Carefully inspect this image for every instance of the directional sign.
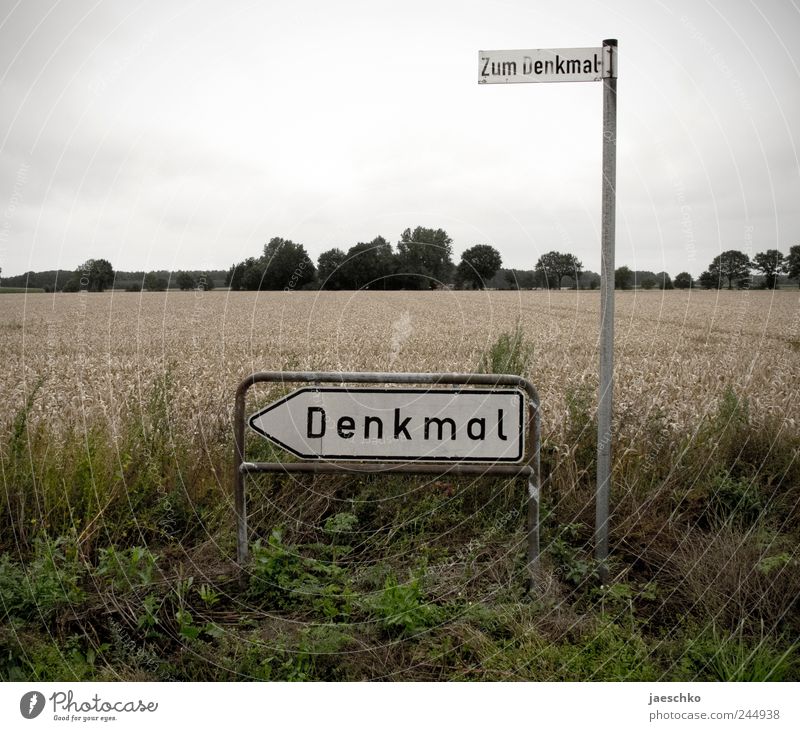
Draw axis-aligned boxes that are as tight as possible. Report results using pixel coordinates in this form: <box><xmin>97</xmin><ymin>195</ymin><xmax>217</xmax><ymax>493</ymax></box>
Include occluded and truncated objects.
<box><xmin>248</xmin><ymin>387</ymin><xmax>526</xmax><ymax>462</ymax></box>
<box><xmin>477</xmin><ymin>38</ymin><xmax>619</xmax><ymax>579</ymax></box>
<box><xmin>478</xmin><ymin>47</ymin><xmax>609</xmax><ymax>84</ymax></box>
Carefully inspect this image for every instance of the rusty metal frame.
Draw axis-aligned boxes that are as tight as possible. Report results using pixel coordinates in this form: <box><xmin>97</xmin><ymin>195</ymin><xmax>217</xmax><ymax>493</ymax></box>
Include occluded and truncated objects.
<box><xmin>234</xmin><ymin>371</ymin><xmax>541</xmax><ymax>589</ymax></box>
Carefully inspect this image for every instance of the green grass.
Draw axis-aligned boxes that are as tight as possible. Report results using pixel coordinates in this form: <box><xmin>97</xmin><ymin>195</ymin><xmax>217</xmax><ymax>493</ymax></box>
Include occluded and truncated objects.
<box><xmin>0</xmin><ymin>286</ymin><xmax>45</xmax><ymax>293</ymax></box>
<box><xmin>0</xmin><ymin>328</ymin><xmax>798</xmax><ymax>681</ymax></box>
<box><xmin>477</xmin><ymin>321</ymin><xmax>534</xmax><ymax>376</ymax></box>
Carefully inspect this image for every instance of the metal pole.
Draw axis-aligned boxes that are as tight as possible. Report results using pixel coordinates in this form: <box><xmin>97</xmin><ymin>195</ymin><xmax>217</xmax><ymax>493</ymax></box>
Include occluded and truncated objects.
<box><xmin>526</xmin><ymin>400</ymin><xmax>540</xmax><ymax>592</ymax></box>
<box><xmin>595</xmin><ymin>39</ymin><xmax>617</xmax><ymax>583</ymax></box>
<box><xmin>234</xmin><ymin>380</ymin><xmax>248</xmax><ymax>566</ymax></box>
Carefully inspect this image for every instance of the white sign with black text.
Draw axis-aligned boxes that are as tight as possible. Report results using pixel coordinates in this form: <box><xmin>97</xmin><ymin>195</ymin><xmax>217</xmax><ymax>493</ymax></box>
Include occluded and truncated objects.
<box><xmin>478</xmin><ymin>47</ymin><xmax>609</xmax><ymax>83</ymax></box>
<box><xmin>248</xmin><ymin>387</ymin><xmax>526</xmax><ymax>462</ymax></box>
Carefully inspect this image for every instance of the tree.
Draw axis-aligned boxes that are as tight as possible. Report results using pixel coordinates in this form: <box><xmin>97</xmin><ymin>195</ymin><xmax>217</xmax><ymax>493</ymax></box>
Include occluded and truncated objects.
<box><xmin>752</xmin><ymin>249</ymin><xmax>787</xmax><ymax>289</ymax></box>
<box><xmin>579</xmin><ymin>271</ymin><xmax>601</xmax><ymax>290</ymax></box>
<box><xmin>534</xmin><ymin>251</ymin><xmax>582</xmax><ymax>290</ymax></box>
<box><xmin>456</xmin><ymin>244</ymin><xmax>502</xmax><ymax>289</ymax></box>
<box><xmin>317</xmin><ymin>248</ymin><xmax>348</xmax><ymax>289</ymax></box>
<box><xmin>176</xmin><ymin>271</ymin><xmax>195</xmax><ymax>290</ymax></box>
<box><xmin>228</xmin><ymin>238</ymin><xmax>316</xmax><ymax>291</ymax></box>
<box><xmin>144</xmin><ymin>273</ymin><xmax>168</xmax><ymax>291</ymax></box>
<box><xmin>787</xmin><ymin>245</ymin><xmax>800</xmax><ymax>287</ymax></box>
<box><xmin>199</xmin><ymin>272</ymin><xmax>215</xmax><ymax>291</ymax></box>
<box><xmin>241</xmin><ymin>257</ymin><xmax>266</xmax><ymax>290</ymax></box>
<box><xmin>706</xmin><ymin>249</ymin><xmax>751</xmax><ymax>290</ymax></box>
<box><xmin>73</xmin><ymin>258</ymin><xmax>114</xmax><ymax>292</ymax></box>
<box><xmin>674</xmin><ymin>272</ymin><xmax>693</xmax><ymax>289</ymax></box>
<box><xmin>227</xmin><ymin>259</ymin><xmax>261</xmax><ymax>290</ymax></box>
<box><xmin>396</xmin><ymin>227</ymin><xmax>453</xmax><ymax>289</ymax></box>
<box><xmin>614</xmin><ymin>265</ymin><xmax>633</xmax><ymax>290</ymax></box>
<box><xmin>640</xmin><ymin>277</ymin><xmax>656</xmax><ymax>290</ymax></box>
<box><xmin>341</xmin><ymin>237</ymin><xmax>396</xmax><ymax>289</ymax></box>
<box><xmin>502</xmin><ymin>269</ymin><xmax>536</xmax><ymax>290</ymax></box>
<box><xmin>261</xmin><ymin>237</ymin><xmax>315</xmax><ymax>290</ymax></box>
<box><xmin>698</xmin><ymin>270</ymin><xmax>720</xmax><ymax>289</ymax></box>
<box><xmin>655</xmin><ymin>271</ymin><xmax>673</xmax><ymax>290</ymax></box>
<box><xmin>226</xmin><ymin>263</ymin><xmax>244</xmax><ymax>290</ymax></box>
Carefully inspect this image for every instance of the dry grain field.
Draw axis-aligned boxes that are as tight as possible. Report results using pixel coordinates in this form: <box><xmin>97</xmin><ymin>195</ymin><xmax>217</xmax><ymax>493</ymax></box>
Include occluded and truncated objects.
<box><xmin>1</xmin><ymin>289</ymin><xmax>799</xmax><ymax>681</ymax></box>
<box><xmin>2</xmin><ymin>289</ymin><xmax>798</xmax><ymax>438</ymax></box>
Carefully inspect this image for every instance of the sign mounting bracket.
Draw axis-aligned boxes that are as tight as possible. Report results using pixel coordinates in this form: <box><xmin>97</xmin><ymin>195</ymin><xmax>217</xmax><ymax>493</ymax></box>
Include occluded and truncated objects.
<box><xmin>233</xmin><ymin>370</ymin><xmax>542</xmax><ymax>592</ymax></box>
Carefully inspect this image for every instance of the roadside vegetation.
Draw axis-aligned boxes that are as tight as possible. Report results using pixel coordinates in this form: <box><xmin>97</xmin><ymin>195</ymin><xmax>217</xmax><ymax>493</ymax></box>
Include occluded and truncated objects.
<box><xmin>1</xmin><ymin>326</ymin><xmax>797</xmax><ymax>681</ymax></box>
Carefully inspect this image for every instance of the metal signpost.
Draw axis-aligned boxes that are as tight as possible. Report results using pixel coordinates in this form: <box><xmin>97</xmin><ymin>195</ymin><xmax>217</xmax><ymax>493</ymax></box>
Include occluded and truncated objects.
<box><xmin>479</xmin><ymin>40</ymin><xmax>618</xmax><ymax>581</ymax></box>
<box><xmin>233</xmin><ymin>371</ymin><xmax>542</xmax><ymax>589</ymax></box>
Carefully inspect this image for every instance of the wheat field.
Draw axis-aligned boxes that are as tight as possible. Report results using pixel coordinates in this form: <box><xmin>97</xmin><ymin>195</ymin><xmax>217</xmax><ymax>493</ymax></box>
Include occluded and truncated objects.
<box><xmin>2</xmin><ymin>289</ymin><xmax>798</xmax><ymax>441</ymax></box>
<box><xmin>1</xmin><ymin>288</ymin><xmax>799</xmax><ymax>681</ymax></box>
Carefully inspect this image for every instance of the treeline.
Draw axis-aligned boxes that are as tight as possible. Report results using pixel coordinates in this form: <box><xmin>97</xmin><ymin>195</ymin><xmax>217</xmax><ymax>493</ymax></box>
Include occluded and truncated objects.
<box><xmin>225</xmin><ymin>232</ymin><xmax>800</xmax><ymax>292</ymax></box>
<box><xmin>114</xmin><ymin>270</ymin><xmax>223</xmax><ymax>292</ymax></box>
<box><xmin>227</xmin><ymin>230</ymin><xmax>587</xmax><ymax>291</ymax></box>
<box><xmin>694</xmin><ymin>247</ymin><xmax>800</xmax><ymax>290</ymax></box>
<box><xmin>227</xmin><ymin>229</ymin><xmax>459</xmax><ymax>291</ymax></box>
<box><xmin>618</xmin><ymin>247</ymin><xmax>800</xmax><ymax>291</ymax></box>
<box><xmin>5</xmin><ymin>237</ymin><xmax>799</xmax><ymax>293</ymax></box>
<box><xmin>0</xmin><ymin>264</ymin><xmax>226</xmax><ymax>292</ymax></box>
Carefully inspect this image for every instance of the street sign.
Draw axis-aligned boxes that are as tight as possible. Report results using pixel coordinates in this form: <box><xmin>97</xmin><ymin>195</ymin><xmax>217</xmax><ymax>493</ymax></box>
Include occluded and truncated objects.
<box><xmin>478</xmin><ymin>39</ymin><xmax>618</xmax><ymax>581</ymax></box>
<box><xmin>478</xmin><ymin>47</ymin><xmax>609</xmax><ymax>84</ymax></box>
<box><xmin>248</xmin><ymin>386</ymin><xmax>525</xmax><ymax>462</ymax></box>
<box><xmin>233</xmin><ymin>372</ymin><xmax>542</xmax><ymax>587</ymax></box>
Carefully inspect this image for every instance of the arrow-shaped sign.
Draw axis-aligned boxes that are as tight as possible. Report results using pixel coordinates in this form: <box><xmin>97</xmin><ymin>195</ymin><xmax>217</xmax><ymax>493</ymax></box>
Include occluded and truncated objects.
<box><xmin>248</xmin><ymin>387</ymin><xmax>526</xmax><ymax>463</ymax></box>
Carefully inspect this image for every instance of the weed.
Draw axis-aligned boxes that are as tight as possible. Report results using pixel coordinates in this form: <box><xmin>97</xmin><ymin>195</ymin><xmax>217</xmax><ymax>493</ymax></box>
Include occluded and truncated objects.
<box><xmin>324</xmin><ymin>511</ymin><xmax>358</xmax><ymax>565</ymax></box>
<box><xmin>97</xmin><ymin>546</ymin><xmax>159</xmax><ymax>590</ymax></box>
<box><xmin>564</xmin><ymin>384</ymin><xmax>597</xmax><ymax>477</ymax></box>
<box><xmin>14</xmin><ymin>635</ymin><xmax>106</xmax><ymax>681</ymax></box>
<box><xmin>248</xmin><ymin>528</ymin><xmax>351</xmax><ymax>617</ymax></box>
<box><xmin>684</xmin><ymin>624</ymin><xmax>798</xmax><ymax>681</ymax></box>
<box><xmin>757</xmin><ymin>553</ymin><xmax>796</xmax><ymax>575</ymax></box>
<box><xmin>478</xmin><ymin>322</ymin><xmax>534</xmax><ymax>376</ymax></box>
<box><xmin>707</xmin><ymin>472</ymin><xmax>762</xmax><ymax>526</ymax></box>
<box><xmin>197</xmin><ymin>583</ymin><xmax>221</xmax><ymax>607</ymax></box>
<box><xmin>592</xmin><ymin>581</ymin><xmax>658</xmax><ymax>632</ymax></box>
<box><xmin>136</xmin><ymin>594</ymin><xmax>161</xmax><ymax>630</ymax></box>
<box><xmin>559</xmin><ymin>619</ymin><xmax>659</xmax><ymax>681</ymax></box>
<box><xmin>0</xmin><ymin>536</ymin><xmax>85</xmax><ymax>622</ymax></box>
<box><xmin>367</xmin><ymin>573</ymin><xmax>439</xmax><ymax>636</ymax></box>
<box><xmin>546</xmin><ymin>524</ymin><xmax>599</xmax><ymax>588</ymax></box>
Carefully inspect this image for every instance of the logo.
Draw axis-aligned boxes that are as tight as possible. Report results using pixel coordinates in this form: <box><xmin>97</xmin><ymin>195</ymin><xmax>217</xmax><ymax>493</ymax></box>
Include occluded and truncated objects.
<box><xmin>20</xmin><ymin>691</ymin><xmax>45</xmax><ymax>719</ymax></box>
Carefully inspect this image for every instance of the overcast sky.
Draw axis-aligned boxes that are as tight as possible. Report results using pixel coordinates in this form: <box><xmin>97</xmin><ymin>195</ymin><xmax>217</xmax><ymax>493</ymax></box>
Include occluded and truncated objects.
<box><xmin>1</xmin><ymin>0</ymin><xmax>798</xmax><ymax>278</ymax></box>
